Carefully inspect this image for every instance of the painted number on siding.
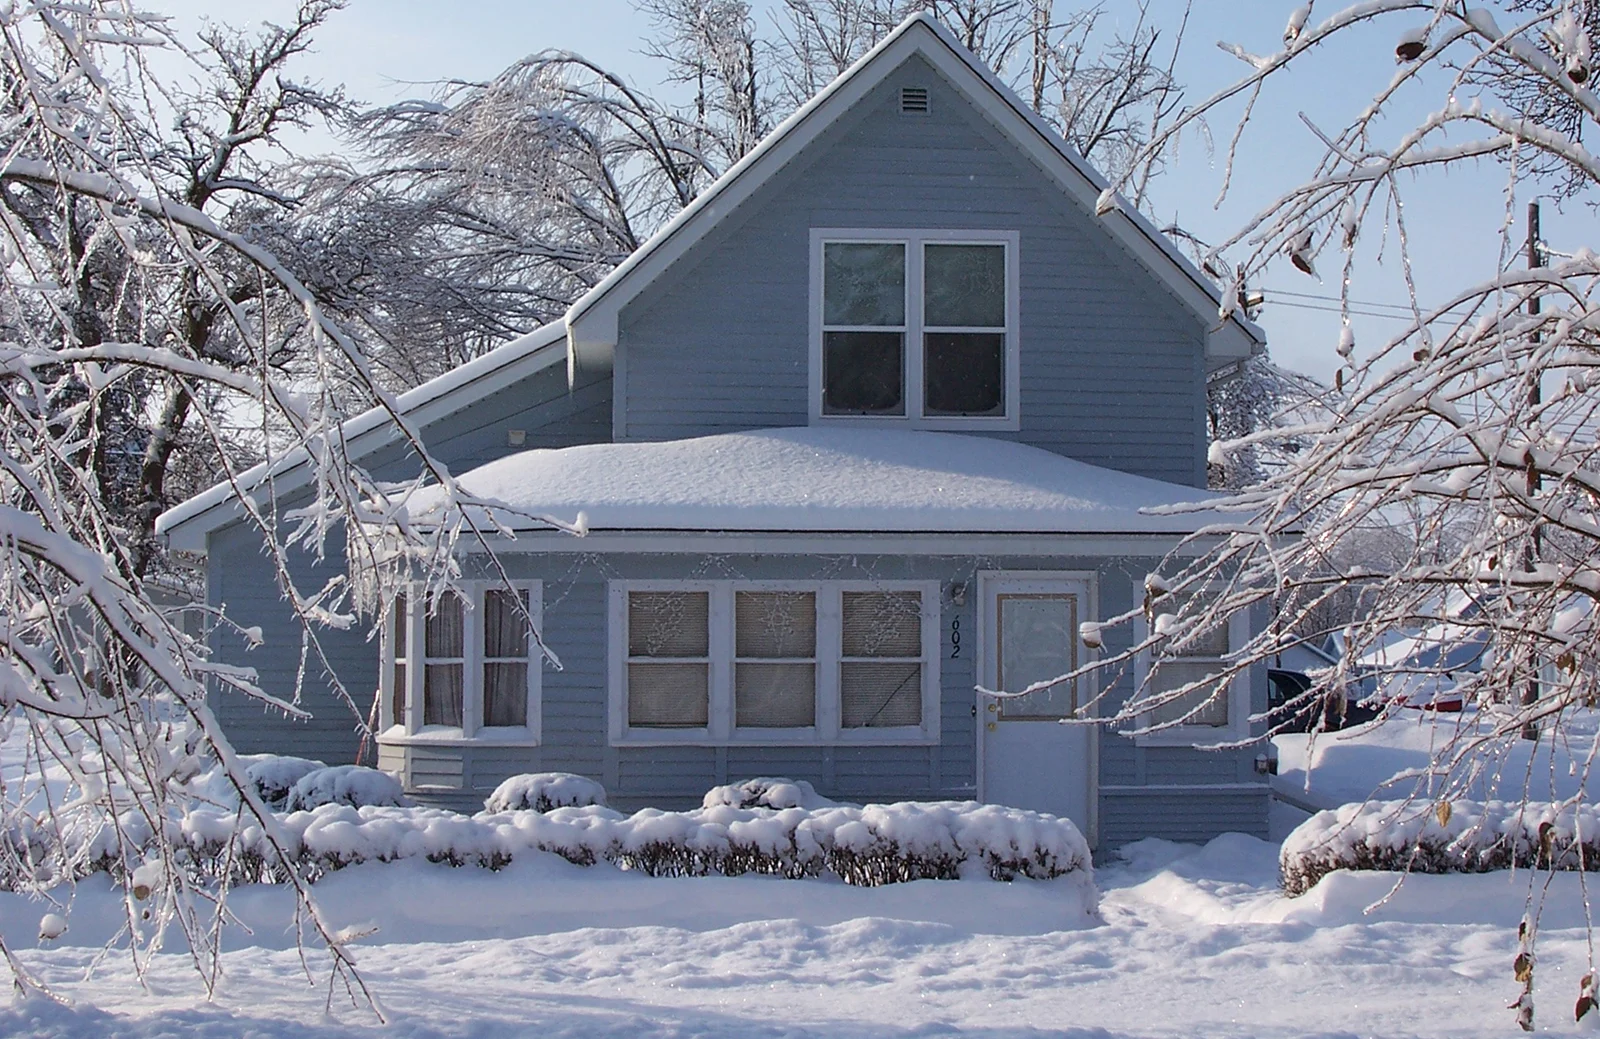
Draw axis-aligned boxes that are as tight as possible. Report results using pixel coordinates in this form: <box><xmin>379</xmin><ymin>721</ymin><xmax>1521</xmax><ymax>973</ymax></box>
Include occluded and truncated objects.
<box><xmin>950</xmin><ymin>615</ymin><xmax>961</xmax><ymax>658</ymax></box>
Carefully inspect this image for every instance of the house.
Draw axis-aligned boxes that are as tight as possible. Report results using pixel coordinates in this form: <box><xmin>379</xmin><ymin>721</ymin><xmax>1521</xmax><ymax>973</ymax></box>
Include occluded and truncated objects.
<box><xmin>156</xmin><ymin>14</ymin><xmax>1270</xmax><ymax>850</ymax></box>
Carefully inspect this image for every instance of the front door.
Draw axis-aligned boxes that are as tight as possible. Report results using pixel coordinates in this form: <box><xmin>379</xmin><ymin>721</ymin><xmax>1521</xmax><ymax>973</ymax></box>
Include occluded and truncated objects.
<box><xmin>978</xmin><ymin>575</ymin><xmax>1095</xmax><ymax>841</ymax></box>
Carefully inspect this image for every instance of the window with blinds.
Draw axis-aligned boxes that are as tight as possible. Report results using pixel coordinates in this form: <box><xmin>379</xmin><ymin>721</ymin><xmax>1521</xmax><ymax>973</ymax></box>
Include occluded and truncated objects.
<box><xmin>735</xmin><ymin>591</ymin><xmax>816</xmax><ymax>728</ymax></box>
<box><xmin>627</xmin><ymin>590</ymin><xmax>711</xmax><ymax>728</ymax></box>
<box><xmin>613</xmin><ymin>582</ymin><xmax>935</xmax><ymax>744</ymax></box>
<box><xmin>840</xmin><ymin>591</ymin><xmax>923</xmax><ymax>728</ymax></box>
<box><xmin>1147</xmin><ymin>598</ymin><xmax>1233</xmax><ymax>729</ymax></box>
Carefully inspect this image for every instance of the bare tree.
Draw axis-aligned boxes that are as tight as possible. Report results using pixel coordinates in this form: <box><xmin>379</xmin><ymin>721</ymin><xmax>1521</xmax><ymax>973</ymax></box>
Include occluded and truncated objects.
<box><xmin>0</xmin><ymin>0</ymin><xmax>557</xmax><ymax>1005</ymax></box>
<box><xmin>1068</xmin><ymin>3</ymin><xmax>1600</xmax><ymax>1027</ymax></box>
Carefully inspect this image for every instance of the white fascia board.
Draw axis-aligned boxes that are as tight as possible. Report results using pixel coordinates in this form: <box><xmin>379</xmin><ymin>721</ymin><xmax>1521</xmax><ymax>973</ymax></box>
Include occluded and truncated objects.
<box><xmin>158</xmin><ymin>322</ymin><xmax>569</xmax><ymax>552</ymax></box>
<box><xmin>563</xmin><ymin>13</ymin><xmax>1264</xmax><ymax>368</ymax></box>
<box><xmin>449</xmin><ymin>530</ymin><xmax>1217</xmax><ymax>558</ymax></box>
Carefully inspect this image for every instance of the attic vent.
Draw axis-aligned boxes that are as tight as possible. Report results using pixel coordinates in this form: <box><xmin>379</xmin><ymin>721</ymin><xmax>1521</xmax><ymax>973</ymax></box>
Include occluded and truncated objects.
<box><xmin>900</xmin><ymin>87</ymin><xmax>929</xmax><ymax>113</ymax></box>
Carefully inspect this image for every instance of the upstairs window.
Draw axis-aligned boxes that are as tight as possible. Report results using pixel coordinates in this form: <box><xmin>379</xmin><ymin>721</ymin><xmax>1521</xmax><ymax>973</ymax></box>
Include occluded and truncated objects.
<box><xmin>812</xmin><ymin>229</ymin><xmax>1018</xmax><ymax>429</ymax></box>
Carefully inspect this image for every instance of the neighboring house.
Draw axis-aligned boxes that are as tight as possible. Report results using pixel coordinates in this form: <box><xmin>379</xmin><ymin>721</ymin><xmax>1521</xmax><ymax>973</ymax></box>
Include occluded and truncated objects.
<box><xmin>156</xmin><ymin>14</ymin><xmax>1269</xmax><ymax>850</ymax></box>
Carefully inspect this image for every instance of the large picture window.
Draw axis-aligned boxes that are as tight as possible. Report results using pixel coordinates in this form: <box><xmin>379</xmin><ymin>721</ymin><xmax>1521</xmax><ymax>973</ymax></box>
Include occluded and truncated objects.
<box><xmin>382</xmin><ymin>582</ymin><xmax>542</xmax><ymax>744</ymax></box>
<box><xmin>813</xmin><ymin>229</ymin><xmax>1018</xmax><ymax>428</ymax></box>
<box><xmin>609</xmin><ymin>581</ymin><xmax>940</xmax><ymax>745</ymax></box>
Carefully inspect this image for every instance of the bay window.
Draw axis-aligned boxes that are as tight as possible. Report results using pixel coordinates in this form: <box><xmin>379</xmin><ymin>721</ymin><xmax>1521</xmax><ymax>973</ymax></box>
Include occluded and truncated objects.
<box><xmin>610</xmin><ymin>581</ymin><xmax>940</xmax><ymax>744</ymax></box>
<box><xmin>382</xmin><ymin>582</ymin><xmax>542</xmax><ymax>743</ymax></box>
<box><xmin>812</xmin><ymin>229</ymin><xmax>1018</xmax><ymax>427</ymax></box>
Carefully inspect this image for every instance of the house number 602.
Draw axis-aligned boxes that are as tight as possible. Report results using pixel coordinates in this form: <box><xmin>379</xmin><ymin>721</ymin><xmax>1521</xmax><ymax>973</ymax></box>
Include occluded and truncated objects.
<box><xmin>950</xmin><ymin>615</ymin><xmax>961</xmax><ymax>658</ymax></box>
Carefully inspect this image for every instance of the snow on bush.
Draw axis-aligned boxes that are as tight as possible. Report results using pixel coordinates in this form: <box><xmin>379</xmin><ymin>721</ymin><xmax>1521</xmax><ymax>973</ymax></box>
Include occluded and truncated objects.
<box><xmin>1281</xmin><ymin>798</ymin><xmax>1600</xmax><ymax>896</ymax></box>
<box><xmin>483</xmin><ymin>773</ymin><xmax>608</xmax><ymax>813</ymax></box>
<box><xmin>701</xmin><ymin>777</ymin><xmax>840</xmax><ymax>810</ymax></box>
<box><xmin>282</xmin><ymin>766</ymin><xmax>410</xmax><ymax>813</ymax></box>
<box><xmin>173</xmin><ymin>799</ymin><xmax>1091</xmax><ymax>888</ymax></box>
<box><xmin>241</xmin><ymin>755</ymin><xmax>327</xmax><ymax>810</ymax></box>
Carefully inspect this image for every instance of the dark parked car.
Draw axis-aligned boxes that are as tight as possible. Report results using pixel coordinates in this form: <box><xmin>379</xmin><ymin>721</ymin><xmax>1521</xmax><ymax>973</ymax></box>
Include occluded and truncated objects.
<box><xmin>1266</xmin><ymin>668</ymin><xmax>1381</xmax><ymax>732</ymax></box>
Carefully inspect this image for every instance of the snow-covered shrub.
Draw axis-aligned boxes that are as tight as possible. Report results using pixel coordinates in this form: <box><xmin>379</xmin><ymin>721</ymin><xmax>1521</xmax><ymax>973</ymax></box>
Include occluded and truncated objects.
<box><xmin>282</xmin><ymin>766</ymin><xmax>410</xmax><ymax>813</ymax></box>
<box><xmin>1281</xmin><ymin>799</ymin><xmax>1600</xmax><ymax>896</ymax></box>
<box><xmin>701</xmin><ymin>777</ymin><xmax>839</xmax><ymax>810</ymax></box>
<box><xmin>483</xmin><ymin>773</ymin><xmax>607</xmax><ymax>813</ymax></box>
<box><xmin>241</xmin><ymin>755</ymin><xmax>327</xmax><ymax>810</ymax></box>
<box><xmin>176</xmin><ymin>799</ymin><xmax>1092</xmax><ymax>888</ymax></box>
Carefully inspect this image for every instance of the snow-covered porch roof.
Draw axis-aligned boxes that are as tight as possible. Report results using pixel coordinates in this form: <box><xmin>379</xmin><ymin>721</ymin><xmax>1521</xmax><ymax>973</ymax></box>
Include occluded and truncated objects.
<box><xmin>401</xmin><ymin>427</ymin><xmax>1219</xmax><ymax>537</ymax></box>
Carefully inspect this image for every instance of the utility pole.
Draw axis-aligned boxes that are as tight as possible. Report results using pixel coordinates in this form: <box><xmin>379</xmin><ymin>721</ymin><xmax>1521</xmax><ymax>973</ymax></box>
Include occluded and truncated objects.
<box><xmin>1521</xmin><ymin>201</ymin><xmax>1543</xmax><ymax>741</ymax></box>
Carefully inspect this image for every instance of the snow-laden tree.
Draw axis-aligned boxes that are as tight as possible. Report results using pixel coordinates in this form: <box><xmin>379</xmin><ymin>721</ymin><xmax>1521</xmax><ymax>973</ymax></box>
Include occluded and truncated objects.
<box><xmin>0</xmin><ymin>1</ymin><xmax>542</xmax><ymax>1006</ymax></box>
<box><xmin>1070</xmin><ymin>3</ymin><xmax>1600</xmax><ymax>1027</ymax></box>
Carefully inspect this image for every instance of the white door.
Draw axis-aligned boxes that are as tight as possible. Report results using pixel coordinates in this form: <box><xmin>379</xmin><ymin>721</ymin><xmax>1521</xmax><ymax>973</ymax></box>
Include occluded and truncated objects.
<box><xmin>979</xmin><ymin>575</ymin><xmax>1095</xmax><ymax>839</ymax></box>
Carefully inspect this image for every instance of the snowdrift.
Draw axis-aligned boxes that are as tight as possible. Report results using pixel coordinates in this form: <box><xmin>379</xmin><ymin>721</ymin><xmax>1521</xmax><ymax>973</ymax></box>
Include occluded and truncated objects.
<box><xmin>1281</xmin><ymin>798</ymin><xmax>1600</xmax><ymax>895</ymax></box>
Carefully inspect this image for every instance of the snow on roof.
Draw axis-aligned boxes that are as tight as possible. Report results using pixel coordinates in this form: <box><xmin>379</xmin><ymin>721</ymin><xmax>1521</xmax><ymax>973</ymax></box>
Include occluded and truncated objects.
<box><xmin>155</xmin><ymin>321</ymin><xmax>568</xmax><ymax>547</ymax></box>
<box><xmin>404</xmin><ymin>427</ymin><xmax>1216</xmax><ymax>535</ymax></box>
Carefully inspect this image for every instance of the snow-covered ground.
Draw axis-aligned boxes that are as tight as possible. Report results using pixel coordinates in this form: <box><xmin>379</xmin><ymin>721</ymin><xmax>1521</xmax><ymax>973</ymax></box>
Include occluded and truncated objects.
<box><xmin>3</xmin><ymin>712</ymin><xmax>1595</xmax><ymax>1038</ymax></box>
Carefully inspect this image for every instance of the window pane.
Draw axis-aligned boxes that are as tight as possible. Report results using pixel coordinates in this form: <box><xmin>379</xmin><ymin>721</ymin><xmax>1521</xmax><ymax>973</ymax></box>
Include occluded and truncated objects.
<box><xmin>1160</xmin><ymin>603</ymin><xmax>1231</xmax><ymax>657</ymax></box>
<box><xmin>423</xmin><ymin>663</ymin><xmax>464</xmax><ymax>726</ymax></box>
<box><xmin>924</xmin><ymin>332</ymin><xmax>1003</xmax><ymax>416</ymax></box>
<box><xmin>483</xmin><ymin>662</ymin><xmax>528</xmax><ymax>726</ymax></box>
<box><xmin>842</xmin><ymin>591</ymin><xmax>922</xmax><ymax>657</ymax></box>
<box><xmin>823</xmin><ymin>242</ymin><xmax>905</xmax><ymax>325</ymax></box>
<box><xmin>628</xmin><ymin>591</ymin><xmax>709</xmax><ymax>657</ymax></box>
<box><xmin>735</xmin><ymin>663</ymin><xmax>816</xmax><ymax>727</ymax></box>
<box><xmin>425</xmin><ymin>592</ymin><xmax>464</xmax><ymax>658</ymax></box>
<box><xmin>1149</xmin><ymin>660</ymin><xmax>1230</xmax><ymax>726</ymax></box>
<box><xmin>924</xmin><ymin>244</ymin><xmax>1005</xmax><ymax>327</ymax></box>
<box><xmin>393</xmin><ymin>594</ymin><xmax>407</xmax><ymax>658</ymax></box>
<box><xmin>823</xmin><ymin>331</ymin><xmax>904</xmax><ymax>415</ymax></box>
<box><xmin>841</xmin><ymin>662</ymin><xmax>922</xmax><ymax>727</ymax></box>
<box><xmin>736</xmin><ymin>591</ymin><xmax>816</xmax><ymax>658</ymax></box>
<box><xmin>391</xmin><ymin>662</ymin><xmax>406</xmax><ymax>727</ymax></box>
<box><xmin>485</xmin><ymin>588</ymin><xmax>530</xmax><ymax>658</ymax></box>
<box><xmin>998</xmin><ymin>595</ymin><xmax>1078</xmax><ymax>719</ymax></box>
<box><xmin>628</xmin><ymin>663</ymin><xmax>709</xmax><ymax>727</ymax></box>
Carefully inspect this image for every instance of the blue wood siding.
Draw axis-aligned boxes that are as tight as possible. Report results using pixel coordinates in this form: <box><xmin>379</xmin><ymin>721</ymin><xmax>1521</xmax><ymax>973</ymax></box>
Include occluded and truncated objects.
<box><xmin>359</xmin><ymin>549</ymin><xmax>1270</xmax><ymax>846</ymax></box>
<box><xmin>201</xmin><ymin>370</ymin><xmax>613</xmax><ymax>765</ymax></box>
<box><xmin>617</xmin><ymin>54</ymin><xmax>1208</xmax><ymax>487</ymax></box>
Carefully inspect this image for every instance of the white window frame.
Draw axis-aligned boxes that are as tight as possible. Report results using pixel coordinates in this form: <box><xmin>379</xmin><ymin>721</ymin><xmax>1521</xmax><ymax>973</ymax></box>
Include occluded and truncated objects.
<box><xmin>608</xmin><ymin>580</ymin><xmax>940</xmax><ymax>746</ymax></box>
<box><xmin>1132</xmin><ymin>605</ymin><xmax>1251</xmax><ymax>746</ymax></box>
<box><xmin>809</xmin><ymin>228</ymin><xmax>1021</xmax><ymax>430</ymax></box>
<box><xmin>378</xmin><ymin>581</ymin><xmax>543</xmax><ymax>747</ymax></box>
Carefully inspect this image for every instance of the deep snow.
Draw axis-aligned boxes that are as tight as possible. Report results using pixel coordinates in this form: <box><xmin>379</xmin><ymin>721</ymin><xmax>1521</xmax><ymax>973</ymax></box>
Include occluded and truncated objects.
<box><xmin>0</xmin><ymin>831</ymin><xmax>1587</xmax><ymax>1038</ymax></box>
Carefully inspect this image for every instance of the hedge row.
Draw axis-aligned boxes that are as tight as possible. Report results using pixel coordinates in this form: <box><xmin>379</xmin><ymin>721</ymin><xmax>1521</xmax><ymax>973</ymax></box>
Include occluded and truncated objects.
<box><xmin>1281</xmin><ymin>798</ymin><xmax>1600</xmax><ymax>896</ymax></box>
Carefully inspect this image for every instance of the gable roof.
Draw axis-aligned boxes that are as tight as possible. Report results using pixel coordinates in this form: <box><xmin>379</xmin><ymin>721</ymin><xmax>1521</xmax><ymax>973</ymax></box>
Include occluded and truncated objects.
<box><xmin>564</xmin><ymin>12</ymin><xmax>1264</xmax><ymax>374</ymax></box>
<box><xmin>155</xmin><ymin>320</ymin><xmax>568</xmax><ymax>552</ymax></box>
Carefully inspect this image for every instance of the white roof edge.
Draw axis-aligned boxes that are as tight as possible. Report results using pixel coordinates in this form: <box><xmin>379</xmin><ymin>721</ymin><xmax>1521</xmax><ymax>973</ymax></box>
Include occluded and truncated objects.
<box><xmin>156</xmin><ymin>320</ymin><xmax>570</xmax><ymax>550</ymax></box>
<box><xmin>564</xmin><ymin>12</ymin><xmax>1264</xmax><ymax>356</ymax></box>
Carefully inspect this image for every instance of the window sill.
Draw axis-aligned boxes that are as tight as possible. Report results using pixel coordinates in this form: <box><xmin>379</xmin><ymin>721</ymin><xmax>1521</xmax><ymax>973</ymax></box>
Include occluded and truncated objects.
<box><xmin>810</xmin><ymin>414</ymin><xmax>1020</xmax><ymax>432</ymax></box>
<box><xmin>613</xmin><ymin>730</ymin><xmax>939</xmax><ymax>748</ymax></box>
<box><xmin>379</xmin><ymin>727</ymin><xmax>540</xmax><ymax>748</ymax></box>
<box><xmin>1134</xmin><ymin>728</ymin><xmax>1248</xmax><ymax>749</ymax></box>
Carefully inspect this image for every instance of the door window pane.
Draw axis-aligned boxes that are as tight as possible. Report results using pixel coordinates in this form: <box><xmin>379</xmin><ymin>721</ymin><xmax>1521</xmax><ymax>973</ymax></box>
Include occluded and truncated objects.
<box><xmin>924</xmin><ymin>244</ymin><xmax>1005</xmax><ymax>327</ymax></box>
<box><xmin>998</xmin><ymin>595</ymin><xmax>1078</xmax><ymax>719</ymax></box>
<box><xmin>823</xmin><ymin>331</ymin><xmax>904</xmax><ymax>414</ymax></box>
<box><xmin>925</xmin><ymin>332</ymin><xmax>1003</xmax><ymax>416</ymax></box>
<box><xmin>823</xmin><ymin>242</ymin><xmax>905</xmax><ymax>325</ymax></box>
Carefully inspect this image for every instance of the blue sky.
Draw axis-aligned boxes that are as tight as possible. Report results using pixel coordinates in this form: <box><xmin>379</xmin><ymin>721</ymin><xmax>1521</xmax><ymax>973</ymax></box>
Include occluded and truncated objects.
<box><xmin>157</xmin><ymin>1</ymin><xmax>1594</xmax><ymax>381</ymax></box>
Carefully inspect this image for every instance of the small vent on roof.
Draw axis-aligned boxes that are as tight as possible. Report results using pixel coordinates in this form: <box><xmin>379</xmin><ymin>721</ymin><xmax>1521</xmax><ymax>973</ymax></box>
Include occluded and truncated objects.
<box><xmin>900</xmin><ymin>87</ymin><xmax>929</xmax><ymax>113</ymax></box>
